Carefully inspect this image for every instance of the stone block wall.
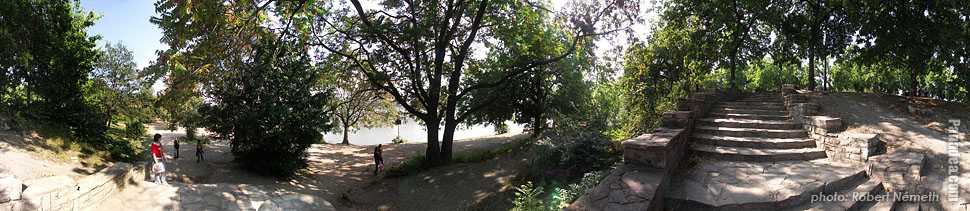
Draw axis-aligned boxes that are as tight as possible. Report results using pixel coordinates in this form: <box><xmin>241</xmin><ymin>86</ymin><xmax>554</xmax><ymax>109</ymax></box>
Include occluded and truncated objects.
<box><xmin>623</xmin><ymin>128</ymin><xmax>686</xmax><ymax>169</ymax></box>
<box><xmin>780</xmin><ymin>84</ymin><xmax>883</xmax><ymax>168</ymax></box>
<box><xmin>814</xmin><ymin>132</ymin><xmax>883</xmax><ymax>168</ymax></box>
<box><xmin>14</xmin><ymin>161</ymin><xmax>148</xmax><ymax>211</ymax></box>
<box><xmin>868</xmin><ymin>152</ymin><xmax>925</xmax><ymax>194</ymax></box>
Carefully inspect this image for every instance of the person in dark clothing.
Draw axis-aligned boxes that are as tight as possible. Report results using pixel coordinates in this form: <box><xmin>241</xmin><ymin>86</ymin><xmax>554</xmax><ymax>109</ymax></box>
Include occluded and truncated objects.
<box><xmin>173</xmin><ymin>137</ymin><xmax>180</xmax><ymax>159</ymax></box>
<box><xmin>196</xmin><ymin>138</ymin><xmax>204</xmax><ymax>163</ymax></box>
<box><xmin>373</xmin><ymin>144</ymin><xmax>384</xmax><ymax>175</ymax></box>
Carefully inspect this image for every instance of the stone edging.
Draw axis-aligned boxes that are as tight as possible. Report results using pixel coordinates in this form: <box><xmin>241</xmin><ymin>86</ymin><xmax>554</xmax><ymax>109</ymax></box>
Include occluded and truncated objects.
<box><xmin>3</xmin><ymin>161</ymin><xmax>149</xmax><ymax>210</ymax></box>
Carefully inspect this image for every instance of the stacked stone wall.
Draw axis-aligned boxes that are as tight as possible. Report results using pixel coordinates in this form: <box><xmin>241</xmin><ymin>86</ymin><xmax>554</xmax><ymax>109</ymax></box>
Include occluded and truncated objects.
<box><xmin>0</xmin><ymin>161</ymin><xmax>148</xmax><ymax>211</ymax></box>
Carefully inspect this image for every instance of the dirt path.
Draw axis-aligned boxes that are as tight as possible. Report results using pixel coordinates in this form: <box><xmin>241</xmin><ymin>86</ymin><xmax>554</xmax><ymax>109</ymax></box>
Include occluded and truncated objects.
<box><xmin>144</xmin><ymin>123</ymin><xmax>531</xmax><ymax>210</ymax></box>
<box><xmin>342</xmin><ymin>147</ymin><xmax>532</xmax><ymax>210</ymax></box>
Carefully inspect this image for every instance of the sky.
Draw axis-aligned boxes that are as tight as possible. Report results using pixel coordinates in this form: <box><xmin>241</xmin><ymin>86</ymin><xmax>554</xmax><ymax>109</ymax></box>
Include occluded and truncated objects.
<box><xmin>80</xmin><ymin>0</ymin><xmax>168</xmax><ymax>92</ymax></box>
<box><xmin>81</xmin><ymin>0</ymin><xmax>167</xmax><ymax>69</ymax></box>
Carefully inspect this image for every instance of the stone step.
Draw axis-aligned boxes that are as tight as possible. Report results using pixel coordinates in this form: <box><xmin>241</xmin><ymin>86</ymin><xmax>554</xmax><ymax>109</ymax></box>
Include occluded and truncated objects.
<box><xmin>708</xmin><ymin>108</ymin><xmax>790</xmax><ymax>115</ymax></box>
<box><xmin>690</xmin><ymin>144</ymin><xmax>827</xmax><ymax>161</ymax></box>
<box><xmin>691</xmin><ymin>134</ymin><xmax>816</xmax><ymax>149</ymax></box>
<box><xmin>866</xmin><ymin>198</ymin><xmax>895</xmax><ymax>211</ymax></box>
<box><xmin>665</xmin><ymin>160</ymin><xmax>868</xmax><ymax>210</ymax></box>
<box><xmin>892</xmin><ymin>202</ymin><xmax>921</xmax><ymax>211</ymax></box>
<box><xmin>695</xmin><ymin>126</ymin><xmax>807</xmax><ymax>138</ymax></box>
<box><xmin>738</xmin><ymin>95</ymin><xmax>782</xmax><ymax>99</ymax></box>
<box><xmin>720</xmin><ymin>101</ymin><xmax>786</xmax><ymax>107</ymax></box>
<box><xmin>734</xmin><ymin>98</ymin><xmax>784</xmax><ymax>103</ymax></box>
<box><xmin>714</xmin><ymin>104</ymin><xmax>788</xmax><ymax>111</ymax></box>
<box><xmin>707</xmin><ymin>113</ymin><xmax>792</xmax><ymax>121</ymax></box>
<box><xmin>784</xmin><ymin>178</ymin><xmax>884</xmax><ymax>211</ymax></box>
<box><xmin>697</xmin><ymin>118</ymin><xmax>801</xmax><ymax>129</ymax></box>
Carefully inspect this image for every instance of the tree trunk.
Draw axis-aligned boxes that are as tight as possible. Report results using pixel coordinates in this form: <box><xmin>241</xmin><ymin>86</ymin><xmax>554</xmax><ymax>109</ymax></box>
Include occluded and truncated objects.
<box><xmin>425</xmin><ymin>118</ymin><xmax>443</xmax><ymax>166</ymax></box>
<box><xmin>341</xmin><ymin>125</ymin><xmax>350</xmax><ymax>145</ymax></box>
<box><xmin>729</xmin><ymin>1</ymin><xmax>740</xmax><ymax>88</ymax></box>
<box><xmin>909</xmin><ymin>68</ymin><xmax>918</xmax><ymax>96</ymax></box>
<box><xmin>441</xmin><ymin>119</ymin><xmax>457</xmax><ymax>164</ymax></box>
<box><xmin>533</xmin><ymin>114</ymin><xmax>543</xmax><ymax>135</ymax></box>
<box><xmin>808</xmin><ymin>51</ymin><xmax>816</xmax><ymax>91</ymax></box>
<box><xmin>823</xmin><ymin>57</ymin><xmax>829</xmax><ymax>91</ymax></box>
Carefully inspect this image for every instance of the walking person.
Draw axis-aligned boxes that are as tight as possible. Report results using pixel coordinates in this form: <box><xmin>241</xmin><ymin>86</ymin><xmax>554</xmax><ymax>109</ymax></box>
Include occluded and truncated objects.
<box><xmin>151</xmin><ymin>134</ymin><xmax>169</xmax><ymax>184</ymax></box>
<box><xmin>173</xmin><ymin>137</ymin><xmax>180</xmax><ymax>159</ymax></box>
<box><xmin>373</xmin><ymin>144</ymin><xmax>384</xmax><ymax>175</ymax></box>
<box><xmin>196</xmin><ymin>138</ymin><xmax>204</xmax><ymax>163</ymax></box>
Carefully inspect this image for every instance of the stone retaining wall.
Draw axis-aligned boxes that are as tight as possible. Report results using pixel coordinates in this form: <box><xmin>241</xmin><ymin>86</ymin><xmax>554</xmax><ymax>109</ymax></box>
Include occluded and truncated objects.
<box><xmin>780</xmin><ymin>85</ymin><xmax>884</xmax><ymax>168</ymax></box>
<box><xmin>2</xmin><ymin>161</ymin><xmax>149</xmax><ymax>211</ymax></box>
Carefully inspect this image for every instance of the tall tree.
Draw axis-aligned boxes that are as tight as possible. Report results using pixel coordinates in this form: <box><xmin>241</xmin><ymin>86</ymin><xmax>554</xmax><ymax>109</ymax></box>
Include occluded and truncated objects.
<box><xmin>0</xmin><ymin>0</ymin><xmax>109</xmax><ymax>144</ymax></box>
<box><xmin>662</xmin><ymin>0</ymin><xmax>778</xmax><ymax>88</ymax></box>
<box><xmin>464</xmin><ymin>1</ymin><xmax>596</xmax><ymax>135</ymax></box>
<box><xmin>91</xmin><ymin>41</ymin><xmax>155</xmax><ymax>125</ymax></box>
<box><xmin>854</xmin><ymin>0</ymin><xmax>965</xmax><ymax>96</ymax></box>
<box><xmin>774</xmin><ymin>0</ymin><xmax>860</xmax><ymax>91</ymax></box>
<box><xmin>311</xmin><ymin>0</ymin><xmax>639</xmax><ymax>165</ymax></box>
<box><xmin>323</xmin><ymin>54</ymin><xmax>398</xmax><ymax>145</ymax></box>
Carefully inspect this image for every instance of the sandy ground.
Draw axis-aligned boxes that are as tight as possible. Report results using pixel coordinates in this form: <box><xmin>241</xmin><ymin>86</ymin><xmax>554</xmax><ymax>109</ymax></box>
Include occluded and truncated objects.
<box><xmin>145</xmin><ymin>123</ymin><xmax>532</xmax><ymax>210</ymax></box>
<box><xmin>342</xmin><ymin>146</ymin><xmax>532</xmax><ymax>211</ymax></box>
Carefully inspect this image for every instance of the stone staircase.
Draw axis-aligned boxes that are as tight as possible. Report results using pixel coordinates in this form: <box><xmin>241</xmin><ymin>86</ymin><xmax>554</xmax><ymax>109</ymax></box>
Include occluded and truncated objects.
<box><xmin>665</xmin><ymin>92</ymin><xmax>886</xmax><ymax>211</ymax></box>
<box><xmin>690</xmin><ymin>93</ymin><xmax>826</xmax><ymax>162</ymax></box>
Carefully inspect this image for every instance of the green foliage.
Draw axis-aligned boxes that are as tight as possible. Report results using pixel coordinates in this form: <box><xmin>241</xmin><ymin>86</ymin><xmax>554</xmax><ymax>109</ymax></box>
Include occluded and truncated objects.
<box><xmin>391</xmin><ymin>136</ymin><xmax>407</xmax><ymax>144</ymax></box>
<box><xmin>740</xmin><ymin>57</ymin><xmax>806</xmax><ymax>92</ymax></box>
<box><xmin>511</xmin><ymin>182</ymin><xmax>545</xmax><ymax>211</ymax></box>
<box><xmin>200</xmin><ymin>38</ymin><xmax>334</xmax><ymax>178</ymax></box>
<box><xmin>510</xmin><ymin>169</ymin><xmax>612</xmax><ymax>211</ymax></box>
<box><xmin>0</xmin><ymin>0</ymin><xmax>151</xmax><ymax>161</ymax></box>
<box><xmin>321</xmin><ymin>52</ymin><xmax>399</xmax><ymax>145</ymax></box>
<box><xmin>853</xmin><ymin>0</ymin><xmax>967</xmax><ymax>95</ymax></box>
<box><xmin>494</xmin><ymin>123</ymin><xmax>510</xmax><ymax>135</ymax></box>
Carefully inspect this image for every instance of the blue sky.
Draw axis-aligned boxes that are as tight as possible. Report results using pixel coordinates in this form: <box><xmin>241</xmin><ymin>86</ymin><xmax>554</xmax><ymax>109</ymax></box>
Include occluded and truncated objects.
<box><xmin>80</xmin><ymin>0</ymin><xmax>166</xmax><ymax>69</ymax></box>
<box><xmin>80</xmin><ymin>0</ymin><xmax>168</xmax><ymax>92</ymax></box>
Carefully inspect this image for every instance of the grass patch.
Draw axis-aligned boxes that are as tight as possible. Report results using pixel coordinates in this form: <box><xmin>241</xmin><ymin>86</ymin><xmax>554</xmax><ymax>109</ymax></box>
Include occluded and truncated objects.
<box><xmin>25</xmin><ymin>120</ymin><xmax>110</xmax><ymax>166</ymax></box>
<box><xmin>383</xmin><ymin>137</ymin><xmax>533</xmax><ymax>178</ymax></box>
<box><xmin>453</xmin><ymin>138</ymin><xmax>530</xmax><ymax>163</ymax></box>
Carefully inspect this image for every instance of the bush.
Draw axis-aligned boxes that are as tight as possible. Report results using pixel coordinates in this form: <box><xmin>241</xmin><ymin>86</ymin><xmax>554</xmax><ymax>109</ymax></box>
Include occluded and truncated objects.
<box><xmin>511</xmin><ymin>182</ymin><xmax>545</xmax><ymax>211</ymax></box>
<box><xmin>391</xmin><ymin>136</ymin><xmax>407</xmax><ymax>143</ymax></box>
<box><xmin>494</xmin><ymin>123</ymin><xmax>510</xmax><ymax>134</ymax></box>
<box><xmin>200</xmin><ymin>39</ymin><xmax>333</xmax><ymax>178</ymax></box>
<box><xmin>509</xmin><ymin>167</ymin><xmax>614</xmax><ymax>211</ymax></box>
<box><xmin>184</xmin><ymin>124</ymin><xmax>198</xmax><ymax>140</ymax></box>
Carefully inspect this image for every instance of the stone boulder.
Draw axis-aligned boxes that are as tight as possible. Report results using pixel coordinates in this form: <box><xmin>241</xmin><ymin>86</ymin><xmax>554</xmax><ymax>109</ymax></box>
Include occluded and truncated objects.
<box><xmin>0</xmin><ymin>175</ymin><xmax>22</xmax><ymax>203</ymax></box>
<box><xmin>258</xmin><ymin>194</ymin><xmax>336</xmax><ymax>211</ymax></box>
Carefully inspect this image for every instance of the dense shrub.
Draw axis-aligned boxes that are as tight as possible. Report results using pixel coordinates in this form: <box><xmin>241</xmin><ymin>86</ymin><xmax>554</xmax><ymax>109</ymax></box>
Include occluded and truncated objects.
<box><xmin>200</xmin><ymin>38</ymin><xmax>333</xmax><ymax>178</ymax></box>
<box><xmin>494</xmin><ymin>123</ymin><xmax>510</xmax><ymax>134</ymax></box>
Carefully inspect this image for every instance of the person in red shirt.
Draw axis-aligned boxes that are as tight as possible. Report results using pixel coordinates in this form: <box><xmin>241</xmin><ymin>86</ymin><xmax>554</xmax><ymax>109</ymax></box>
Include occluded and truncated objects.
<box><xmin>151</xmin><ymin>134</ymin><xmax>168</xmax><ymax>184</ymax></box>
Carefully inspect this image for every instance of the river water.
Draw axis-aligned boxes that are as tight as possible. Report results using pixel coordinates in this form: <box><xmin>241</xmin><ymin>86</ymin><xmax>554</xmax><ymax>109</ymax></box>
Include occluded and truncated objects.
<box><xmin>322</xmin><ymin>120</ymin><xmax>525</xmax><ymax>145</ymax></box>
